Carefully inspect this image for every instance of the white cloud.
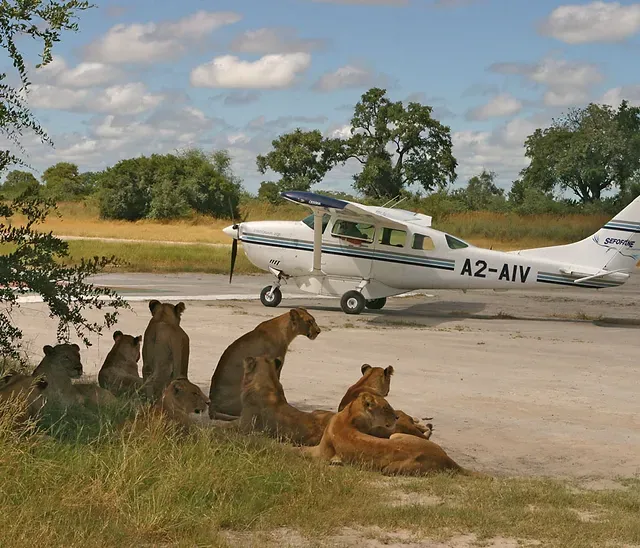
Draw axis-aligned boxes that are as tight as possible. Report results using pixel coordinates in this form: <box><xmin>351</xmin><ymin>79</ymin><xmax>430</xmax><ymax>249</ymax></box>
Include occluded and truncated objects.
<box><xmin>490</xmin><ymin>57</ymin><xmax>603</xmax><ymax>107</ymax></box>
<box><xmin>84</xmin><ymin>11</ymin><xmax>242</xmax><ymax>64</ymax></box>
<box><xmin>26</xmin><ymin>82</ymin><xmax>164</xmax><ymax>115</ymax></box>
<box><xmin>327</xmin><ymin>124</ymin><xmax>353</xmax><ymax>139</ymax></box>
<box><xmin>599</xmin><ymin>85</ymin><xmax>640</xmax><ymax>108</ymax></box>
<box><xmin>539</xmin><ymin>1</ymin><xmax>640</xmax><ymax>44</ymax></box>
<box><xmin>190</xmin><ymin>53</ymin><xmax>311</xmax><ymax>89</ymax></box>
<box><xmin>313</xmin><ymin>64</ymin><xmax>384</xmax><ymax>92</ymax></box>
<box><xmin>32</xmin><ymin>55</ymin><xmax>125</xmax><ymax>88</ymax></box>
<box><xmin>230</xmin><ymin>28</ymin><xmax>326</xmax><ymax>54</ymax></box>
<box><xmin>467</xmin><ymin>93</ymin><xmax>523</xmax><ymax>121</ymax></box>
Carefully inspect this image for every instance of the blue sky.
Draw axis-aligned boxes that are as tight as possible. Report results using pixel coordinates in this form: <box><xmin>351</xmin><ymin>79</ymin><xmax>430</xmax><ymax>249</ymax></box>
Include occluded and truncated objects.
<box><xmin>5</xmin><ymin>0</ymin><xmax>640</xmax><ymax>194</ymax></box>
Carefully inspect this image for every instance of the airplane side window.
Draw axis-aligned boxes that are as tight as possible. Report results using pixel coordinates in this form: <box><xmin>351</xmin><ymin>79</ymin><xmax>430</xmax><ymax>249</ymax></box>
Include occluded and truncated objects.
<box><xmin>331</xmin><ymin>220</ymin><xmax>375</xmax><ymax>243</ymax></box>
<box><xmin>378</xmin><ymin>227</ymin><xmax>406</xmax><ymax>248</ymax></box>
<box><xmin>412</xmin><ymin>233</ymin><xmax>435</xmax><ymax>251</ymax></box>
<box><xmin>445</xmin><ymin>234</ymin><xmax>469</xmax><ymax>249</ymax></box>
<box><xmin>302</xmin><ymin>213</ymin><xmax>330</xmax><ymax>233</ymax></box>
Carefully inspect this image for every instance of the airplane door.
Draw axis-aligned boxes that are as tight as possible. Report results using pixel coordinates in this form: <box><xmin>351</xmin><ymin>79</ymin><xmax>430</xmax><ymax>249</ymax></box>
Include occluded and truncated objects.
<box><xmin>322</xmin><ymin>217</ymin><xmax>375</xmax><ymax>278</ymax></box>
<box><xmin>369</xmin><ymin>225</ymin><xmax>410</xmax><ymax>288</ymax></box>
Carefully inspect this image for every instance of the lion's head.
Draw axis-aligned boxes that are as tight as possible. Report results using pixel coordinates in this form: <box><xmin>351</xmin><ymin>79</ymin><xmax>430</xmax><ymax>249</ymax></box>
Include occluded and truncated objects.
<box><xmin>289</xmin><ymin>308</ymin><xmax>321</xmax><ymax>340</ymax></box>
<box><xmin>351</xmin><ymin>392</ymin><xmax>398</xmax><ymax>433</ymax></box>
<box><xmin>149</xmin><ymin>300</ymin><xmax>186</xmax><ymax>326</ymax></box>
<box><xmin>112</xmin><ymin>330</ymin><xmax>142</xmax><ymax>362</ymax></box>
<box><xmin>42</xmin><ymin>343</ymin><xmax>83</xmax><ymax>379</ymax></box>
<box><xmin>241</xmin><ymin>355</ymin><xmax>285</xmax><ymax>403</ymax></box>
<box><xmin>337</xmin><ymin>364</ymin><xmax>394</xmax><ymax>411</ymax></box>
<box><xmin>161</xmin><ymin>378</ymin><xmax>210</xmax><ymax>416</ymax></box>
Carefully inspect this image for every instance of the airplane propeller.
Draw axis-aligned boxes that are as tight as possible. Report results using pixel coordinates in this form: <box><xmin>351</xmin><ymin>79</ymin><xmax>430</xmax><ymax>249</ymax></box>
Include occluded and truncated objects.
<box><xmin>228</xmin><ymin>198</ymin><xmax>248</xmax><ymax>284</ymax></box>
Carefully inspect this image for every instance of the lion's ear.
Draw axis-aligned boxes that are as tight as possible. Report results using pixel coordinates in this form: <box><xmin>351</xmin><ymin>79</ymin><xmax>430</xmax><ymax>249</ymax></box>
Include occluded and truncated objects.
<box><xmin>289</xmin><ymin>308</ymin><xmax>301</xmax><ymax>323</ymax></box>
<box><xmin>274</xmin><ymin>357</ymin><xmax>284</xmax><ymax>373</ymax></box>
<box><xmin>384</xmin><ymin>366</ymin><xmax>394</xmax><ymax>377</ymax></box>
<box><xmin>174</xmin><ymin>302</ymin><xmax>186</xmax><ymax>316</ymax></box>
<box><xmin>43</xmin><ymin>345</ymin><xmax>54</xmax><ymax>356</ymax></box>
<box><xmin>72</xmin><ymin>343</ymin><xmax>80</xmax><ymax>352</ymax></box>
<box><xmin>34</xmin><ymin>375</ymin><xmax>48</xmax><ymax>390</ymax></box>
<box><xmin>361</xmin><ymin>364</ymin><xmax>372</xmax><ymax>375</ymax></box>
<box><xmin>149</xmin><ymin>300</ymin><xmax>161</xmax><ymax>315</ymax></box>
<box><xmin>361</xmin><ymin>392</ymin><xmax>375</xmax><ymax>408</ymax></box>
<box><xmin>172</xmin><ymin>382</ymin><xmax>182</xmax><ymax>395</ymax></box>
<box><xmin>243</xmin><ymin>357</ymin><xmax>257</xmax><ymax>373</ymax></box>
<box><xmin>134</xmin><ymin>335</ymin><xmax>142</xmax><ymax>345</ymax></box>
<box><xmin>113</xmin><ymin>330</ymin><xmax>123</xmax><ymax>341</ymax></box>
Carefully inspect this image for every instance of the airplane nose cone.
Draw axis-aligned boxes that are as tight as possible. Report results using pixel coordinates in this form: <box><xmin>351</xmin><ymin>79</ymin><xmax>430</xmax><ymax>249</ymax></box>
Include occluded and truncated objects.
<box><xmin>223</xmin><ymin>225</ymin><xmax>238</xmax><ymax>239</ymax></box>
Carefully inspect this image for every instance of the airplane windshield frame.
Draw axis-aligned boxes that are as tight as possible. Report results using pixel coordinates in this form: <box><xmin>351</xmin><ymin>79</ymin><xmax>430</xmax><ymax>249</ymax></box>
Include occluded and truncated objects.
<box><xmin>445</xmin><ymin>234</ymin><xmax>470</xmax><ymax>249</ymax></box>
<box><xmin>302</xmin><ymin>213</ymin><xmax>330</xmax><ymax>233</ymax></box>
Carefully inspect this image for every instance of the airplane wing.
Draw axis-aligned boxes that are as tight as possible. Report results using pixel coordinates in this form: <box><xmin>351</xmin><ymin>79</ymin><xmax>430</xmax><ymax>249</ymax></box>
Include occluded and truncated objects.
<box><xmin>280</xmin><ymin>190</ymin><xmax>408</xmax><ymax>230</ymax></box>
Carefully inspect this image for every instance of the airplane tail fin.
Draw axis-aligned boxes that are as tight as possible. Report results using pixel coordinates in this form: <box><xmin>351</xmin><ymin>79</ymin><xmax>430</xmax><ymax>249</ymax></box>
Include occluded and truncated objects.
<box><xmin>513</xmin><ymin>195</ymin><xmax>640</xmax><ymax>273</ymax></box>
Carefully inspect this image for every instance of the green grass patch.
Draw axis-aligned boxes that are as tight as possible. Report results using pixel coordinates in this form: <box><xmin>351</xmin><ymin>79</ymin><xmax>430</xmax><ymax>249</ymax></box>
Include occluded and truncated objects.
<box><xmin>63</xmin><ymin>240</ymin><xmax>261</xmax><ymax>274</ymax></box>
<box><xmin>0</xmin><ymin>398</ymin><xmax>639</xmax><ymax>547</ymax></box>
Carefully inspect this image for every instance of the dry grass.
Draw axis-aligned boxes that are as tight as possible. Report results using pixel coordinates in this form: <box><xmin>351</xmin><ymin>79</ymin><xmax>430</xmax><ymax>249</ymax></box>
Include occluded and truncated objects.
<box><xmin>0</xmin><ymin>397</ymin><xmax>639</xmax><ymax>548</ymax></box>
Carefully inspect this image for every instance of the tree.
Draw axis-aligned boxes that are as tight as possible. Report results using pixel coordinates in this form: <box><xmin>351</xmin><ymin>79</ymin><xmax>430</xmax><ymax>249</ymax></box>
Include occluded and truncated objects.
<box><xmin>258</xmin><ymin>181</ymin><xmax>282</xmax><ymax>205</ymax></box>
<box><xmin>453</xmin><ymin>169</ymin><xmax>506</xmax><ymax>211</ymax></box>
<box><xmin>2</xmin><ymin>170</ymin><xmax>40</xmax><ymax>196</ymax></box>
<box><xmin>0</xmin><ymin>0</ymin><xmax>129</xmax><ymax>361</ymax></box>
<box><xmin>521</xmin><ymin>101</ymin><xmax>640</xmax><ymax>202</ymax></box>
<box><xmin>42</xmin><ymin>161</ymin><xmax>86</xmax><ymax>200</ymax></box>
<box><xmin>97</xmin><ymin>149</ymin><xmax>242</xmax><ymax>221</ymax></box>
<box><xmin>343</xmin><ymin>88</ymin><xmax>457</xmax><ymax>199</ymax></box>
<box><xmin>256</xmin><ymin>129</ymin><xmax>340</xmax><ymax>193</ymax></box>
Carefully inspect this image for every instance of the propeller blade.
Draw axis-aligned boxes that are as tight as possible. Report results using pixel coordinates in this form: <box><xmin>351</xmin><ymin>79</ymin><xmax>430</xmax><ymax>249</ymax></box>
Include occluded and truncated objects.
<box><xmin>229</xmin><ymin>237</ymin><xmax>238</xmax><ymax>284</ymax></box>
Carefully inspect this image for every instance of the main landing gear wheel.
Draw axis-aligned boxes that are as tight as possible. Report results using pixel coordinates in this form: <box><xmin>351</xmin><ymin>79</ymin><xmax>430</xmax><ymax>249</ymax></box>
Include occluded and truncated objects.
<box><xmin>365</xmin><ymin>297</ymin><xmax>387</xmax><ymax>310</ymax></box>
<box><xmin>260</xmin><ymin>286</ymin><xmax>282</xmax><ymax>307</ymax></box>
<box><xmin>340</xmin><ymin>290</ymin><xmax>366</xmax><ymax>315</ymax></box>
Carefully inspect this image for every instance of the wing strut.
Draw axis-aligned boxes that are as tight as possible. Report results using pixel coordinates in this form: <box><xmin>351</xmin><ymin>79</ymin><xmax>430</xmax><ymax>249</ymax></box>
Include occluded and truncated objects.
<box><xmin>312</xmin><ymin>210</ymin><xmax>323</xmax><ymax>273</ymax></box>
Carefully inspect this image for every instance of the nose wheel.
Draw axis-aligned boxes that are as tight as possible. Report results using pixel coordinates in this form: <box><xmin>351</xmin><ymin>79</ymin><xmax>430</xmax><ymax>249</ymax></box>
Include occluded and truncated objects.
<box><xmin>260</xmin><ymin>285</ymin><xmax>282</xmax><ymax>307</ymax></box>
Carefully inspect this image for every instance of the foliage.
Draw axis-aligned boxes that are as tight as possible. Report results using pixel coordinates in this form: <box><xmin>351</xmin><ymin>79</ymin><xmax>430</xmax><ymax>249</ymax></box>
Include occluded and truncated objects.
<box><xmin>0</xmin><ymin>0</ymin><xmax>93</xmax><ymax>175</ymax></box>
<box><xmin>42</xmin><ymin>161</ymin><xmax>93</xmax><ymax>200</ymax></box>
<box><xmin>343</xmin><ymin>88</ymin><xmax>457</xmax><ymax>199</ymax></box>
<box><xmin>258</xmin><ymin>181</ymin><xmax>283</xmax><ymax>205</ymax></box>
<box><xmin>521</xmin><ymin>101</ymin><xmax>640</xmax><ymax>202</ymax></box>
<box><xmin>0</xmin><ymin>194</ymin><xmax>129</xmax><ymax>360</ymax></box>
<box><xmin>256</xmin><ymin>129</ymin><xmax>340</xmax><ymax>193</ymax></box>
<box><xmin>97</xmin><ymin>149</ymin><xmax>242</xmax><ymax>221</ymax></box>
<box><xmin>452</xmin><ymin>170</ymin><xmax>507</xmax><ymax>211</ymax></box>
<box><xmin>2</xmin><ymin>169</ymin><xmax>40</xmax><ymax>196</ymax></box>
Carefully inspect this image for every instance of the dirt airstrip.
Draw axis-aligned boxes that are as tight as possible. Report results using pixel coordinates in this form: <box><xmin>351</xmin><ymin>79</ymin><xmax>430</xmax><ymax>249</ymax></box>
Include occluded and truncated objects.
<box><xmin>10</xmin><ymin>272</ymin><xmax>640</xmax><ymax>480</ymax></box>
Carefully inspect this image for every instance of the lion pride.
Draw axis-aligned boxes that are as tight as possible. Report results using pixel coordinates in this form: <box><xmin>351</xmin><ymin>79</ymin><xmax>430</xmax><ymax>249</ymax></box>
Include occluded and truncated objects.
<box><xmin>208</xmin><ymin>308</ymin><xmax>321</xmax><ymax>420</ymax></box>
<box><xmin>239</xmin><ymin>355</ymin><xmax>334</xmax><ymax>446</ymax></box>
<box><xmin>339</xmin><ymin>364</ymin><xmax>433</xmax><ymax>439</ymax></box>
<box><xmin>303</xmin><ymin>392</ymin><xmax>481</xmax><ymax>477</ymax></box>
<box><xmin>142</xmin><ymin>300</ymin><xmax>190</xmax><ymax>401</ymax></box>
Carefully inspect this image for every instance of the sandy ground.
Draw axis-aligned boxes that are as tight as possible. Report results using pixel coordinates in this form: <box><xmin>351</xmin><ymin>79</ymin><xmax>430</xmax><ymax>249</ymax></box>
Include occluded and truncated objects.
<box><xmin>9</xmin><ymin>272</ymin><xmax>640</xmax><ymax>480</ymax></box>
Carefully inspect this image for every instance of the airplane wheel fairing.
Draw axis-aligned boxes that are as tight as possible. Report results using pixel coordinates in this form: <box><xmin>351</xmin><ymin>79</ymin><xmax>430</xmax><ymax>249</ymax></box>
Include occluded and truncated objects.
<box><xmin>260</xmin><ymin>286</ymin><xmax>282</xmax><ymax>307</ymax></box>
<box><xmin>341</xmin><ymin>291</ymin><xmax>366</xmax><ymax>315</ymax></box>
<box><xmin>365</xmin><ymin>297</ymin><xmax>386</xmax><ymax>310</ymax></box>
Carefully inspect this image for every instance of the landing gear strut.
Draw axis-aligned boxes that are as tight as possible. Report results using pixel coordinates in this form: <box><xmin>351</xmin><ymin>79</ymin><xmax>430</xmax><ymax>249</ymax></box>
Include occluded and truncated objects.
<box><xmin>260</xmin><ymin>285</ymin><xmax>282</xmax><ymax>307</ymax></box>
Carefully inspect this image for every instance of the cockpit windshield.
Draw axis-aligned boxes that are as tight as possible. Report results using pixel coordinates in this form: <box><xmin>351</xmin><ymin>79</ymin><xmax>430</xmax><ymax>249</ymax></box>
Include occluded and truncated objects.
<box><xmin>302</xmin><ymin>213</ymin><xmax>330</xmax><ymax>233</ymax></box>
<box><xmin>445</xmin><ymin>234</ymin><xmax>471</xmax><ymax>249</ymax></box>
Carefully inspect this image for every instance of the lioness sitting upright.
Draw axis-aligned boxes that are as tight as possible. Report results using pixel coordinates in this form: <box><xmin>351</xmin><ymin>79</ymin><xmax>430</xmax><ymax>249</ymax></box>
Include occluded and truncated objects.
<box><xmin>304</xmin><ymin>392</ymin><xmax>481</xmax><ymax>476</ymax></box>
<box><xmin>338</xmin><ymin>364</ymin><xmax>433</xmax><ymax>440</ymax></box>
<box><xmin>208</xmin><ymin>308</ymin><xmax>321</xmax><ymax>420</ymax></box>
<box><xmin>239</xmin><ymin>355</ymin><xmax>334</xmax><ymax>446</ymax></box>
<box><xmin>98</xmin><ymin>330</ymin><xmax>143</xmax><ymax>397</ymax></box>
<box><xmin>142</xmin><ymin>300</ymin><xmax>190</xmax><ymax>401</ymax></box>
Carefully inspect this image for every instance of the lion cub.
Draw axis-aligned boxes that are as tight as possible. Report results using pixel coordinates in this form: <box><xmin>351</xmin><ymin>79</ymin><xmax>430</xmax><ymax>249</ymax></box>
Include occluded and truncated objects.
<box><xmin>339</xmin><ymin>364</ymin><xmax>433</xmax><ymax>439</ymax></box>
<box><xmin>98</xmin><ymin>330</ymin><xmax>143</xmax><ymax>397</ymax></box>
<box><xmin>304</xmin><ymin>392</ymin><xmax>481</xmax><ymax>477</ymax></box>
<box><xmin>239</xmin><ymin>355</ymin><xmax>334</xmax><ymax>446</ymax></box>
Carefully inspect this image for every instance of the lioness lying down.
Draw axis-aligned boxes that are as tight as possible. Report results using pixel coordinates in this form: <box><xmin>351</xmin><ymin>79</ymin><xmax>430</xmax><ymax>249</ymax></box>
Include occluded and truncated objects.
<box><xmin>239</xmin><ymin>355</ymin><xmax>334</xmax><ymax>446</ymax></box>
<box><xmin>0</xmin><ymin>372</ymin><xmax>49</xmax><ymax>426</ymax></box>
<box><xmin>303</xmin><ymin>392</ymin><xmax>482</xmax><ymax>477</ymax></box>
<box><xmin>339</xmin><ymin>364</ymin><xmax>433</xmax><ymax>440</ymax></box>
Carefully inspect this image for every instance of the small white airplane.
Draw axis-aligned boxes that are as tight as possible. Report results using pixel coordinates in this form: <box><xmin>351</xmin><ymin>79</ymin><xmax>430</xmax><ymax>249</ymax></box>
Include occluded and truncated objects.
<box><xmin>223</xmin><ymin>190</ymin><xmax>640</xmax><ymax>314</ymax></box>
